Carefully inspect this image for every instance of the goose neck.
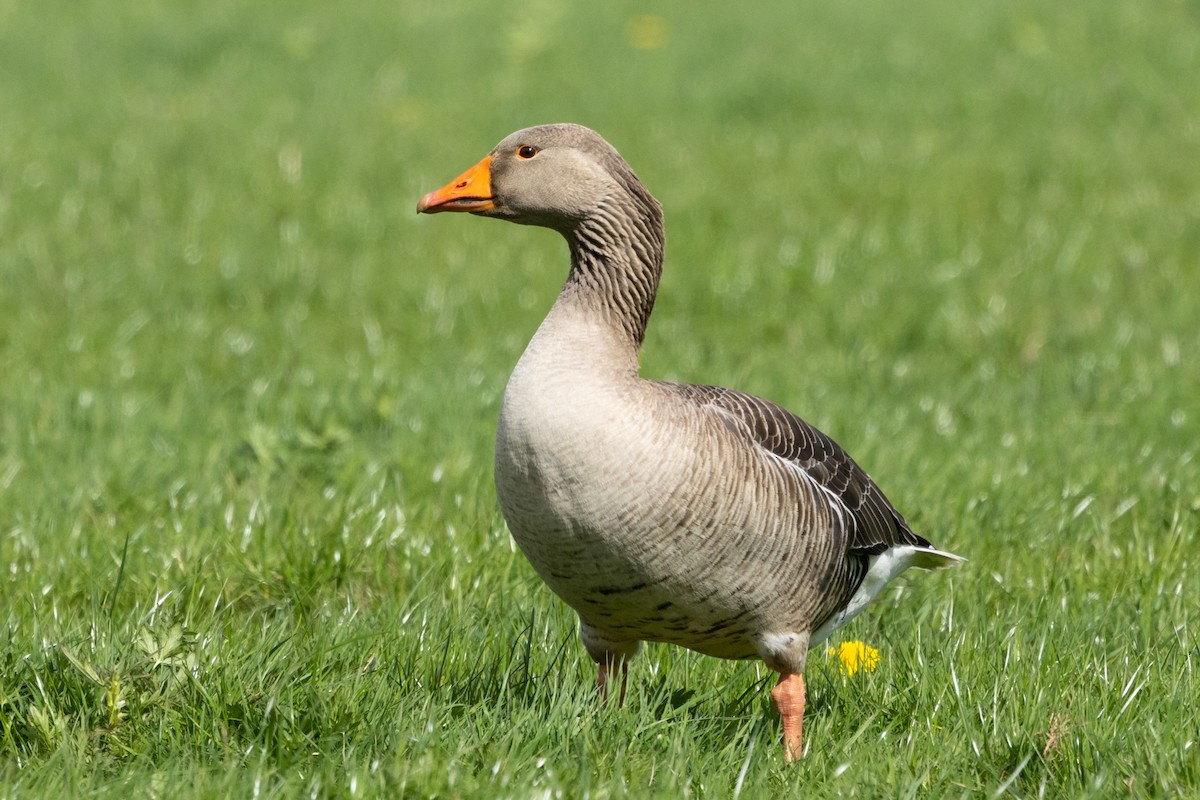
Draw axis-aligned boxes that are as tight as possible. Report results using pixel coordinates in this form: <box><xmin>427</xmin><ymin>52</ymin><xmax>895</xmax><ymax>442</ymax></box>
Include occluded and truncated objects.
<box><xmin>561</xmin><ymin>196</ymin><xmax>665</xmax><ymax>349</ymax></box>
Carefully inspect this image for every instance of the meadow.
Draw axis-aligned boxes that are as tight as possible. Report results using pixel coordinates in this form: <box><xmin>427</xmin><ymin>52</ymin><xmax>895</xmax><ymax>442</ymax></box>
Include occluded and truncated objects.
<box><xmin>2</xmin><ymin>0</ymin><xmax>1198</xmax><ymax>796</ymax></box>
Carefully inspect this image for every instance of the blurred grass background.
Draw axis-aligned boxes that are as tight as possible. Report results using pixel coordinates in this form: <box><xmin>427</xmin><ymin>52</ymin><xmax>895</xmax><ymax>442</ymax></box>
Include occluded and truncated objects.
<box><xmin>1</xmin><ymin>0</ymin><xmax>1197</xmax><ymax>796</ymax></box>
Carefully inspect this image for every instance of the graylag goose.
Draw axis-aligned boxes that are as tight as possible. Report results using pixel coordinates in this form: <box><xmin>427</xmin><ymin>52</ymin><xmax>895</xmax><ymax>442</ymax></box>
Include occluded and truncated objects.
<box><xmin>417</xmin><ymin>123</ymin><xmax>963</xmax><ymax>761</ymax></box>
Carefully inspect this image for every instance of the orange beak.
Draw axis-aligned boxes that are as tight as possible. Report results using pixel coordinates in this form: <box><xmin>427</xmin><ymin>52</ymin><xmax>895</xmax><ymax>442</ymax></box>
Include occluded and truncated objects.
<box><xmin>416</xmin><ymin>155</ymin><xmax>496</xmax><ymax>214</ymax></box>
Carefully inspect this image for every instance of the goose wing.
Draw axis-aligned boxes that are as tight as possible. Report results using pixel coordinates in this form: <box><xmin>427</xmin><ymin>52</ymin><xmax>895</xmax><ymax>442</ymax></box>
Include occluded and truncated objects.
<box><xmin>662</xmin><ymin>383</ymin><xmax>932</xmax><ymax>555</ymax></box>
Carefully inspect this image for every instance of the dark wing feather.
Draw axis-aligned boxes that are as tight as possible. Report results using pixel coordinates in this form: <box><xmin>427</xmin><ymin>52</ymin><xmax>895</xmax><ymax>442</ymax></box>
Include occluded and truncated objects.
<box><xmin>660</xmin><ymin>382</ymin><xmax>931</xmax><ymax>555</ymax></box>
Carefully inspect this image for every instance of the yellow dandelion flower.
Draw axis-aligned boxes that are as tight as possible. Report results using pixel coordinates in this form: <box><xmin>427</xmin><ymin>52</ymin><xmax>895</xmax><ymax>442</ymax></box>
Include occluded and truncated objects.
<box><xmin>827</xmin><ymin>641</ymin><xmax>880</xmax><ymax>676</ymax></box>
<box><xmin>625</xmin><ymin>16</ymin><xmax>669</xmax><ymax>50</ymax></box>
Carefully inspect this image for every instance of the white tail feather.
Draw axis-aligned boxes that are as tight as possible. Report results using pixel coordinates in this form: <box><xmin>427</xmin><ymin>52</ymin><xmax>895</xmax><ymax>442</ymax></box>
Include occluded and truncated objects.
<box><xmin>810</xmin><ymin>545</ymin><xmax>966</xmax><ymax>645</ymax></box>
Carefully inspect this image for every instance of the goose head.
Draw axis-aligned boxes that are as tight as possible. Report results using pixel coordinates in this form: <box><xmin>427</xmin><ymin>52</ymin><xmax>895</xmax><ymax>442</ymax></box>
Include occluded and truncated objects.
<box><xmin>417</xmin><ymin>124</ymin><xmax>660</xmax><ymax>236</ymax></box>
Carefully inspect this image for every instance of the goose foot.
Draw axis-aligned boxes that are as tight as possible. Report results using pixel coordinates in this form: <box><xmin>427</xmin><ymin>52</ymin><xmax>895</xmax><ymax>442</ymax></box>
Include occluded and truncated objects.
<box><xmin>597</xmin><ymin>659</ymin><xmax>628</xmax><ymax>706</ymax></box>
<box><xmin>771</xmin><ymin>672</ymin><xmax>805</xmax><ymax>761</ymax></box>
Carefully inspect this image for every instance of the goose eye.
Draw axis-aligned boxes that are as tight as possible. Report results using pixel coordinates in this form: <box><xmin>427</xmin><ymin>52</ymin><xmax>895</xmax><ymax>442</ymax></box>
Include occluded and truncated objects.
<box><xmin>516</xmin><ymin>145</ymin><xmax>539</xmax><ymax>159</ymax></box>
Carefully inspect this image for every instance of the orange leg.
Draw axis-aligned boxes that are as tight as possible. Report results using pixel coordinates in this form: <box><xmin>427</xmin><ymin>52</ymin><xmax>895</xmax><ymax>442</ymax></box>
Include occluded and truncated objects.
<box><xmin>771</xmin><ymin>672</ymin><xmax>805</xmax><ymax>761</ymax></box>
<box><xmin>597</xmin><ymin>659</ymin><xmax>629</xmax><ymax>706</ymax></box>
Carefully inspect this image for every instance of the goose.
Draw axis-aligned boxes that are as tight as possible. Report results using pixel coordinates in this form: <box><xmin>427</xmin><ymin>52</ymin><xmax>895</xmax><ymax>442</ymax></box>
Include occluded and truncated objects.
<box><xmin>416</xmin><ymin>123</ymin><xmax>964</xmax><ymax>760</ymax></box>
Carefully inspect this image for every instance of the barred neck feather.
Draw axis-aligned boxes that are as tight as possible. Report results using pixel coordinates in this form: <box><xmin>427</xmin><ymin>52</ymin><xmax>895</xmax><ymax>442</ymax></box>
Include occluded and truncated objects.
<box><xmin>563</xmin><ymin>182</ymin><xmax>665</xmax><ymax>348</ymax></box>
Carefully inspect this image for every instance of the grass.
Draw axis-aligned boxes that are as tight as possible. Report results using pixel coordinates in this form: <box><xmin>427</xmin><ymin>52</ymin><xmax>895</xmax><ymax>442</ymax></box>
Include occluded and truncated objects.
<box><xmin>1</xmin><ymin>0</ymin><xmax>1198</xmax><ymax>796</ymax></box>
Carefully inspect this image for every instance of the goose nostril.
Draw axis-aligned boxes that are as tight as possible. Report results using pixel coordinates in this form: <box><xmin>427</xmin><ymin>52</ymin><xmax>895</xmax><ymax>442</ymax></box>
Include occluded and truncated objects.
<box><xmin>456</xmin><ymin>180</ymin><xmax>468</xmax><ymax>188</ymax></box>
